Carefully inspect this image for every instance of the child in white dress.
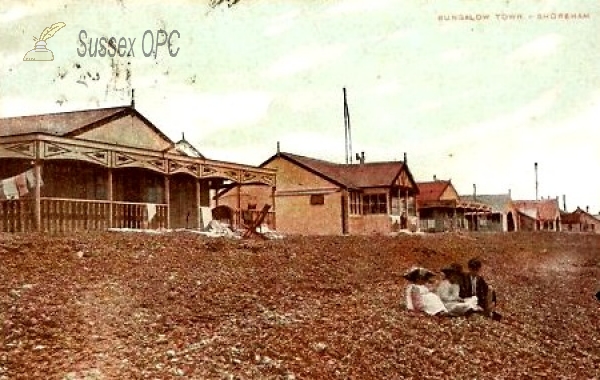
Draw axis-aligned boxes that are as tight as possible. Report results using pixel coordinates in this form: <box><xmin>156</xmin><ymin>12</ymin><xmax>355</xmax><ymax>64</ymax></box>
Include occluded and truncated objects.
<box><xmin>436</xmin><ymin>264</ymin><xmax>481</xmax><ymax>317</ymax></box>
<box><xmin>403</xmin><ymin>267</ymin><xmax>448</xmax><ymax>316</ymax></box>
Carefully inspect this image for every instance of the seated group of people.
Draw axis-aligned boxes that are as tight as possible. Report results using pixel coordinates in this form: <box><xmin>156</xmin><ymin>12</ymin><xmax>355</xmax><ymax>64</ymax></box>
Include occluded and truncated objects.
<box><xmin>404</xmin><ymin>258</ymin><xmax>501</xmax><ymax>320</ymax></box>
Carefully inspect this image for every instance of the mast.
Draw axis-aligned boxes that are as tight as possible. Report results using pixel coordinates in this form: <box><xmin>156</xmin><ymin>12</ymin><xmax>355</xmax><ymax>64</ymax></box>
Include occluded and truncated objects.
<box><xmin>343</xmin><ymin>88</ymin><xmax>352</xmax><ymax>164</ymax></box>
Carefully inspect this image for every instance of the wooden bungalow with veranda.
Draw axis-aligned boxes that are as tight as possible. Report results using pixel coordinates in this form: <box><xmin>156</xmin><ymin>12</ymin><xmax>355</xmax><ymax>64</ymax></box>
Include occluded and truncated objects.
<box><xmin>0</xmin><ymin>104</ymin><xmax>276</xmax><ymax>233</ymax></box>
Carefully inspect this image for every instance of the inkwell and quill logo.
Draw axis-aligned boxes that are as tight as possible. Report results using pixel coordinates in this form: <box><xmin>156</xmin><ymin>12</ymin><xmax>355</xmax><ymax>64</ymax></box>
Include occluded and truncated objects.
<box><xmin>23</xmin><ymin>22</ymin><xmax>66</xmax><ymax>61</ymax></box>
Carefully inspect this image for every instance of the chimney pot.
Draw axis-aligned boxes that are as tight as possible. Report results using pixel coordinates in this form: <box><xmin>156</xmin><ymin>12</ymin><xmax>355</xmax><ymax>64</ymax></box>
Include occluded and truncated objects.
<box><xmin>361</xmin><ymin>151</ymin><xmax>365</xmax><ymax>164</ymax></box>
<box><xmin>433</xmin><ymin>174</ymin><xmax>437</xmax><ymax>181</ymax></box>
<box><xmin>403</xmin><ymin>152</ymin><xmax>407</xmax><ymax>164</ymax></box>
<box><xmin>586</xmin><ymin>206</ymin><xmax>589</xmax><ymax>213</ymax></box>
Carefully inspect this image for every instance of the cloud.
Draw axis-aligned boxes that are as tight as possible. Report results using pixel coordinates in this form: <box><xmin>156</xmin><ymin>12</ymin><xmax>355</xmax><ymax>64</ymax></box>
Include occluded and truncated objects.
<box><xmin>264</xmin><ymin>44</ymin><xmax>348</xmax><ymax>78</ymax></box>
<box><xmin>416</xmin><ymin>87</ymin><xmax>560</xmax><ymax>159</ymax></box>
<box><xmin>0</xmin><ymin>96</ymin><xmax>64</xmax><ymax>117</ymax></box>
<box><xmin>139</xmin><ymin>88</ymin><xmax>273</xmax><ymax>139</ymax></box>
<box><xmin>440</xmin><ymin>48</ymin><xmax>468</xmax><ymax>63</ymax></box>
<box><xmin>278</xmin><ymin>131</ymin><xmax>345</xmax><ymax>160</ymax></box>
<box><xmin>371</xmin><ymin>81</ymin><xmax>402</xmax><ymax>96</ymax></box>
<box><xmin>264</xmin><ymin>10</ymin><xmax>300</xmax><ymax>37</ymax></box>
<box><xmin>0</xmin><ymin>6</ymin><xmax>28</xmax><ymax>23</ymax></box>
<box><xmin>0</xmin><ymin>2</ymin><xmax>62</xmax><ymax>23</ymax></box>
<box><xmin>325</xmin><ymin>0</ymin><xmax>393</xmax><ymax>16</ymax></box>
<box><xmin>507</xmin><ymin>34</ymin><xmax>563</xmax><ymax>65</ymax></box>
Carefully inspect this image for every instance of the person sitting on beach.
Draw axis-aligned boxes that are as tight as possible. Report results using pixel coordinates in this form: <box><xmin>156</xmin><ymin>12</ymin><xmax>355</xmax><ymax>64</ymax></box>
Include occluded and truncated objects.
<box><xmin>436</xmin><ymin>263</ymin><xmax>482</xmax><ymax>317</ymax></box>
<box><xmin>462</xmin><ymin>258</ymin><xmax>501</xmax><ymax>320</ymax></box>
<box><xmin>403</xmin><ymin>267</ymin><xmax>448</xmax><ymax>316</ymax></box>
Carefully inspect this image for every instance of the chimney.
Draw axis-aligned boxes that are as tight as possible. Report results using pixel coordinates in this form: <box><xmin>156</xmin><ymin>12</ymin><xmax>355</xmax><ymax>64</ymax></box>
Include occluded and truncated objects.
<box><xmin>403</xmin><ymin>152</ymin><xmax>407</xmax><ymax>164</ymax></box>
<box><xmin>181</xmin><ymin>132</ymin><xmax>185</xmax><ymax>141</ymax></box>
<box><xmin>433</xmin><ymin>174</ymin><xmax>437</xmax><ymax>181</ymax></box>
<box><xmin>508</xmin><ymin>188</ymin><xmax>511</xmax><ymax>198</ymax></box>
<box><xmin>361</xmin><ymin>151</ymin><xmax>365</xmax><ymax>164</ymax></box>
<box><xmin>586</xmin><ymin>206</ymin><xmax>589</xmax><ymax>213</ymax></box>
<box><xmin>131</xmin><ymin>88</ymin><xmax>135</xmax><ymax>108</ymax></box>
<box><xmin>562</xmin><ymin>194</ymin><xmax>566</xmax><ymax>211</ymax></box>
<box><xmin>473</xmin><ymin>183</ymin><xmax>477</xmax><ymax>201</ymax></box>
<box><xmin>276</xmin><ymin>141</ymin><xmax>280</xmax><ymax>154</ymax></box>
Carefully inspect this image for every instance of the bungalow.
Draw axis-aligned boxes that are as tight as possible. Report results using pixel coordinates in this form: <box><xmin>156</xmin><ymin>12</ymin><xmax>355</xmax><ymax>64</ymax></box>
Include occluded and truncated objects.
<box><xmin>560</xmin><ymin>206</ymin><xmax>600</xmax><ymax>233</ymax></box>
<box><xmin>417</xmin><ymin>179</ymin><xmax>491</xmax><ymax>232</ymax></box>
<box><xmin>218</xmin><ymin>151</ymin><xmax>419</xmax><ymax>235</ymax></box>
<box><xmin>512</xmin><ymin>198</ymin><xmax>561</xmax><ymax>231</ymax></box>
<box><xmin>0</xmin><ymin>104</ymin><xmax>276</xmax><ymax>232</ymax></box>
<box><xmin>459</xmin><ymin>193</ymin><xmax>517</xmax><ymax>232</ymax></box>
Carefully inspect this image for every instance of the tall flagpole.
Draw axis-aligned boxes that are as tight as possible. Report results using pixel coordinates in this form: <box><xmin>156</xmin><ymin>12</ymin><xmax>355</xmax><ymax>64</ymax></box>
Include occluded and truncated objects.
<box><xmin>343</xmin><ymin>88</ymin><xmax>352</xmax><ymax>164</ymax></box>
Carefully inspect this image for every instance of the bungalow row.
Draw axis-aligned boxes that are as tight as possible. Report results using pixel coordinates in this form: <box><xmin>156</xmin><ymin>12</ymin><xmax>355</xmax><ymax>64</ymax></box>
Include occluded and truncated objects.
<box><xmin>2</xmin><ymin>106</ymin><xmax>596</xmax><ymax>235</ymax></box>
<box><xmin>417</xmin><ymin>176</ymin><xmax>566</xmax><ymax>233</ymax></box>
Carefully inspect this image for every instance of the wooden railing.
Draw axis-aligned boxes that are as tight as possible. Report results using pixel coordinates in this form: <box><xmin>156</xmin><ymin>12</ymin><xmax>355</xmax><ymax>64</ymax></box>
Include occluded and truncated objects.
<box><xmin>41</xmin><ymin>198</ymin><xmax>110</xmax><ymax>233</ymax></box>
<box><xmin>112</xmin><ymin>201</ymin><xmax>168</xmax><ymax>230</ymax></box>
<box><xmin>0</xmin><ymin>199</ymin><xmax>34</xmax><ymax>232</ymax></box>
<box><xmin>0</xmin><ymin>198</ymin><xmax>168</xmax><ymax>233</ymax></box>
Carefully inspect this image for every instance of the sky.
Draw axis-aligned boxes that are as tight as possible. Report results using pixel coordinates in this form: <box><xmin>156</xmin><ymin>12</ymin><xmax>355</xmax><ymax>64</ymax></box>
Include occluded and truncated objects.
<box><xmin>1</xmin><ymin>0</ymin><xmax>599</xmax><ymax>213</ymax></box>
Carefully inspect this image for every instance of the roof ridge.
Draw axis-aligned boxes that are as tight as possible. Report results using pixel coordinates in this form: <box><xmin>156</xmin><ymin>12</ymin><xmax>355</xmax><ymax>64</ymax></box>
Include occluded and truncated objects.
<box><xmin>0</xmin><ymin>105</ymin><xmax>130</xmax><ymax>120</ymax></box>
<box><xmin>280</xmin><ymin>152</ymin><xmax>341</xmax><ymax>166</ymax></box>
<box><xmin>417</xmin><ymin>179</ymin><xmax>451</xmax><ymax>184</ymax></box>
<box><xmin>280</xmin><ymin>152</ymin><xmax>405</xmax><ymax>167</ymax></box>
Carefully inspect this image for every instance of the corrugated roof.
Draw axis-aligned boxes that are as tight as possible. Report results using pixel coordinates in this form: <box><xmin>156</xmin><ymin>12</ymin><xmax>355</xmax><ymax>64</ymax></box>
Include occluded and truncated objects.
<box><xmin>513</xmin><ymin>199</ymin><xmax>560</xmax><ymax>221</ymax></box>
<box><xmin>0</xmin><ymin>106</ymin><xmax>128</xmax><ymax>137</ymax></box>
<box><xmin>460</xmin><ymin>193</ymin><xmax>512</xmax><ymax>213</ymax></box>
<box><xmin>274</xmin><ymin>152</ymin><xmax>409</xmax><ymax>189</ymax></box>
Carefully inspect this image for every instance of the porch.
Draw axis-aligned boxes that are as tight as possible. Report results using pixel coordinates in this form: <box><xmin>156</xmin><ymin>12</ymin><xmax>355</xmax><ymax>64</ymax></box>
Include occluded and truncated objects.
<box><xmin>418</xmin><ymin>200</ymin><xmax>492</xmax><ymax>232</ymax></box>
<box><xmin>0</xmin><ymin>134</ymin><xmax>276</xmax><ymax>233</ymax></box>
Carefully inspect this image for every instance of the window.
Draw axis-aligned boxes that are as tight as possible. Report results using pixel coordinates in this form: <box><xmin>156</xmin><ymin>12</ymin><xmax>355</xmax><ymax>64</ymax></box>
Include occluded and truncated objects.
<box><xmin>362</xmin><ymin>193</ymin><xmax>387</xmax><ymax>214</ymax></box>
<box><xmin>350</xmin><ymin>191</ymin><xmax>361</xmax><ymax>215</ymax></box>
<box><xmin>390</xmin><ymin>195</ymin><xmax>400</xmax><ymax>215</ymax></box>
<box><xmin>407</xmin><ymin>196</ymin><xmax>416</xmax><ymax>216</ymax></box>
<box><xmin>310</xmin><ymin>194</ymin><xmax>325</xmax><ymax>205</ymax></box>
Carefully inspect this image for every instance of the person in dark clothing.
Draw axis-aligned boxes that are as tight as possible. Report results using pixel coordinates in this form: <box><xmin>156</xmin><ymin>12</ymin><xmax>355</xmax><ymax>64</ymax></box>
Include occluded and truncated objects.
<box><xmin>462</xmin><ymin>258</ymin><xmax>501</xmax><ymax>320</ymax></box>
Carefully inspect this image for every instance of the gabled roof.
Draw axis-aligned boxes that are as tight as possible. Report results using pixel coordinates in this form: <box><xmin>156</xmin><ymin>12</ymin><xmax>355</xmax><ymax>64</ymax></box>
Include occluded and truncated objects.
<box><xmin>261</xmin><ymin>152</ymin><xmax>417</xmax><ymax>190</ymax></box>
<box><xmin>561</xmin><ymin>206</ymin><xmax>600</xmax><ymax>224</ymax></box>
<box><xmin>416</xmin><ymin>180</ymin><xmax>452</xmax><ymax>202</ymax></box>
<box><xmin>513</xmin><ymin>199</ymin><xmax>560</xmax><ymax>221</ymax></box>
<box><xmin>0</xmin><ymin>105</ymin><xmax>174</xmax><ymax>146</ymax></box>
<box><xmin>174</xmin><ymin>138</ymin><xmax>205</xmax><ymax>159</ymax></box>
<box><xmin>460</xmin><ymin>193</ymin><xmax>512</xmax><ymax>213</ymax></box>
